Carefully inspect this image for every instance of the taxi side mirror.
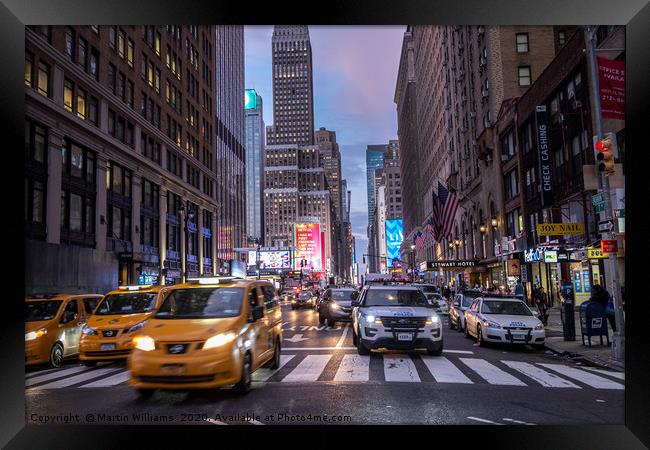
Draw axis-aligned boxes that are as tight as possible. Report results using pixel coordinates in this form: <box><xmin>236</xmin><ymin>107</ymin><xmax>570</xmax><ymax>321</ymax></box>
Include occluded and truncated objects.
<box><xmin>251</xmin><ymin>305</ymin><xmax>264</xmax><ymax>321</ymax></box>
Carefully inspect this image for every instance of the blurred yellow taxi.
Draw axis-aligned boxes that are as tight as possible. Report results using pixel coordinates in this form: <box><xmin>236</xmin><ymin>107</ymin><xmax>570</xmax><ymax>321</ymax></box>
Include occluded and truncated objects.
<box><xmin>25</xmin><ymin>293</ymin><xmax>103</xmax><ymax>367</ymax></box>
<box><xmin>128</xmin><ymin>277</ymin><xmax>283</xmax><ymax>397</ymax></box>
<box><xmin>79</xmin><ymin>285</ymin><xmax>169</xmax><ymax>366</ymax></box>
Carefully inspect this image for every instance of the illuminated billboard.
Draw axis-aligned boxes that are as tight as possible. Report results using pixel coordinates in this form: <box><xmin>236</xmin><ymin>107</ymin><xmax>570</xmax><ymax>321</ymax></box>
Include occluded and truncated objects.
<box><xmin>293</xmin><ymin>223</ymin><xmax>322</xmax><ymax>271</ymax></box>
<box><xmin>244</xmin><ymin>89</ymin><xmax>257</xmax><ymax>109</ymax></box>
<box><xmin>386</xmin><ymin>219</ymin><xmax>403</xmax><ymax>268</ymax></box>
<box><xmin>247</xmin><ymin>250</ymin><xmax>292</xmax><ymax>269</ymax></box>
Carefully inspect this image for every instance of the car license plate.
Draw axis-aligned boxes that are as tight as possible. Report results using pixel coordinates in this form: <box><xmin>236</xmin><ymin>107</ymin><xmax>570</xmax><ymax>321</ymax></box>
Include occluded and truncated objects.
<box><xmin>160</xmin><ymin>364</ymin><xmax>186</xmax><ymax>376</ymax></box>
<box><xmin>100</xmin><ymin>343</ymin><xmax>116</xmax><ymax>351</ymax></box>
<box><xmin>397</xmin><ymin>333</ymin><xmax>413</xmax><ymax>341</ymax></box>
<box><xmin>512</xmin><ymin>334</ymin><xmax>526</xmax><ymax>341</ymax></box>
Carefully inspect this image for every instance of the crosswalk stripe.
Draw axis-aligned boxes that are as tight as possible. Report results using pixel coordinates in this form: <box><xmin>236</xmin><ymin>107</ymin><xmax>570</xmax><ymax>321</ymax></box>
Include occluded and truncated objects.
<box><xmin>252</xmin><ymin>355</ymin><xmax>295</xmax><ymax>382</ymax></box>
<box><xmin>459</xmin><ymin>358</ymin><xmax>526</xmax><ymax>386</ymax></box>
<box><xmin>282</xmin><ymin>355</ymin><xmax>332</xmax><ymax>382</ymax></box>
<box><xmin>580</xmin><ymin>366</ymin><xmax>625</xmax><ymax>380</ymax></box>
<box><xmin>538</xmin><ymin>364</ymin><xmax>624</xmax><ymax>390</ymax></box>
<box><xmin>501</xmin><ymin>361</ymin><xmax>580</xmax><ymax>388</ymax></box>
<box><xmin>81</xmin><ymin>369</ymin><xmax>131</xmax><ymax>387</ymax></box>
<box><xmin>33</xmin><ymin>367</ymin><xmax>123</xmax><ymax>390</ymax></box>
<box><xmin>26</xmin><ymin>368</ymin><xmax>60</xmax><ymax>379</ymax></box>
<box><xmin>25</xmin><ymin>365</ymin><xmax>95</xmax><ymax>387</ymax></box>
<box><xmin>420</xmin><ymin>356</ymin><xmax>473</xmax><ymax>384</ymax></box>
<box><xmin>333</xmin><ymin>355</ymin><xmax>370</xmax><ymax>382</ymax></box>
<box><xmin>383</xmin><ymin>354</ymin><xmax>420</xmax><ymax>382</ymax></box>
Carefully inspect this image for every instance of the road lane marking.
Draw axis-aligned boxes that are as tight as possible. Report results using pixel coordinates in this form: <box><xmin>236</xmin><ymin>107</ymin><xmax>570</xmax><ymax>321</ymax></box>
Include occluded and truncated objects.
<box><xmin>538</xmin><ymin>364</ymin><xmax>624</xmax><ymax>390</ymax></box>
<box><xmin>502</xmin><ymin>418</ymin><xmax>536</xmax><ymax>425</ymax></box>
<box><xmin>501</xmin><ymin>361</ymin><xmax>580</xmax><ymax>388</ymax></box>
<box><xmin>333</xmin><ymin>354</ymin><xmax>370</xmax><ymax>382</ymax></box>
<box><xmin>467</xmin><ymin>416</ymin><xmax>503</xmax><ymax>425</ymax></box>
<box><xmin>252</xmin><ymin>355</ymin><xmax>295</xmax><ymax>382</ymax></box>
<box><xmin>459</xmin><ymin>358</ymin><xmax>526</xmax><ymax>386</ymax></box>
<box><xmin>336</xmin><ymin>323</ymin><xmax>350</xmax><ymax>348</ymax></box>
<box><xmin>442</xmin><ymin>349</ymin><xmax>474</xmax><ymax>354</ymax></box>
<box><xmin>25</xmin><ymin>368</ymin><xmax>62</xmax><ymax>379</ymax></box>
<box><xmin>81</xmin><ymin>369</ymin><xmax>131</xmax><ymax>387</ymax></box>
<box><xmin>33</xmin><ymin>367</ymin><xmax>123</xmax><ymax>389</ymax></box>
<box><xmin>25</xmin><ymin>365</ymin><xmax>95</xmax><ymax>387</ymax></box>
<box><xmin>383</xmin><ymin>354</ymin><xmax>420</xmax><ymax>382</ymax></box>
<box><xmin>580</xmin><ymin>366</ymin><xmax>625</xmax><ymax>380</ymax></box>
<box><xmin>282</xmin><ymin>355</ymin><xmax>332</xmax><ymax>382</ymax></box>
<box><xmin>420</xmin><ymin>356</ymin><xmax>473</xmax><ymax>384</ymax></box>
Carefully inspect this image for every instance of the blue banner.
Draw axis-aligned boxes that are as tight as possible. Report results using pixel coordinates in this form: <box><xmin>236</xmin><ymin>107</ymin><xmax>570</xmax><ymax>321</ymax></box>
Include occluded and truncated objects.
<box><xmin>385</xmin><ymin>219</ymin><xmax>403</xmax><ymax>268</ymax></box>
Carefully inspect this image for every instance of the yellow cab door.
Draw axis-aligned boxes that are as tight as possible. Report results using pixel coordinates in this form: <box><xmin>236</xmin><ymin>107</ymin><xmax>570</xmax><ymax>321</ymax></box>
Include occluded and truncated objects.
<box><xmin>246</xmin><ymin>286</ymin><xmax>268</xmax><ymax>368</ymax></box>
<box><xmin>60</xmin><ymin>299</ymin><xmax>82</xmax><ymax>356</ymax></box>
<box><xmin>261</xmin><ymin>284</ymin><xmax>281</xmax><ymax>351</ymax></box>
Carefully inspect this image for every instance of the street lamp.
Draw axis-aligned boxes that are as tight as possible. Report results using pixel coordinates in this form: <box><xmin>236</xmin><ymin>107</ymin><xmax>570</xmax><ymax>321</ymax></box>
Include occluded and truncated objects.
<box><xmin>491</xmin><ymin>217</ymin><xmax>498</xmax><ymax>229</ymax></box>
<box><xmin>479</xmin><ymin>224</ymin><xmax>487</xmax><ymax>234</ymax></box>
<box><xmin>255</xmin><ymin>237</ymin><xmax>261</xmax><ymax>280</ymax></box>
<box><xmin>179</xmin><ymin>202</ymin><xmax>194</xmax><ymax>283</ymax></box>
<box><xmin>410</xmin><ymin>244</ymin><xmax>416</xmax><ymax>283</ymax></box>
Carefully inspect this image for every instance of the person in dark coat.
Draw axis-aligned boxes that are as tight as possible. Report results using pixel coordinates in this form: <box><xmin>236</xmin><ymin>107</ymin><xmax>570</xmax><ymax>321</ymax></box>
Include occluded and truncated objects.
<box><xmin>535</xmin><ymin>287</ymin><xmax>549</xmax><ymax>325</ymax></box>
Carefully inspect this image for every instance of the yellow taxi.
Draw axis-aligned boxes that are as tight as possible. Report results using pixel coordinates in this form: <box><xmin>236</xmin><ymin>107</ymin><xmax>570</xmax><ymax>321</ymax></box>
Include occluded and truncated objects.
<box><xmin>79</xmin><ymin>284</ymin><xmax>170</xmax><ymax>366</ymax></box>
<box><xmin>128</xmin><ymin>277</ymin><xmax>283</xmax><ymax>397</ymax></box>
<box><xmin>25</xmin><ymin>293</ymin><xmax>103</xmax><ymax>367</ymax></box>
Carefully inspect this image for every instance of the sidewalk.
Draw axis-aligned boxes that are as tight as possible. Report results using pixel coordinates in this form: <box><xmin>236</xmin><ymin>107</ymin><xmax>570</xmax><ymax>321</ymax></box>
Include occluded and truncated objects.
<box><xmin>543</xmin><ymin>306</ymin><xmax>625</xmax><ymax>371</ymax></box>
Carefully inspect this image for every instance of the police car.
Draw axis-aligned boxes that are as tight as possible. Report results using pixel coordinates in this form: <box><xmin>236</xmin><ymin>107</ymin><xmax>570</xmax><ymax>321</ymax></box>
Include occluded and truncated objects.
<box><xmin>351</xmin><ymin>284</ymin><xmax>443</xmax><ymax>356</ymax></box>
<box><xmin>463</xmin><ymin>295</ymin><xmax>545</xmax><ymax>349</ymax></box>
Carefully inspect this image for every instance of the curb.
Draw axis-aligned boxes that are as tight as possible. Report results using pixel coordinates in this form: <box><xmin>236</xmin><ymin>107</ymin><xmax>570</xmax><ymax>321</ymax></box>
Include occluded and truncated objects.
<box><xmin>544</xmin><ymin>340</ymin><xmax>625</xmax><ymax>371</ymax></box>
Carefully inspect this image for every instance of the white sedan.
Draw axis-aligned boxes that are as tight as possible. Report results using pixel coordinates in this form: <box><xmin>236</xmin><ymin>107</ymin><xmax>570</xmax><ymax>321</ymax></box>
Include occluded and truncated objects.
<box><xmin>463</xmin><ymin>296</ymin><xmax>545</xmax><ymax>349</ymax></box>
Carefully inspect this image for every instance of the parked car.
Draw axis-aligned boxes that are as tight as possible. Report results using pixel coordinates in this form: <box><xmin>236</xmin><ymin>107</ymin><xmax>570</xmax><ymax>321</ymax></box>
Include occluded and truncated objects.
<box><xmin>25</xmin><ymin>293</ymin><xmax>104</xmax><ymax>368</ymax></box>
<box><xmin>448</xmin><ymin>289</ymin><xmax>484</xmax><ymax>332</ymax></box>
<box><xmin>351</xmin><ymin>284</ymin><xmax>443</xmax><ymax>356</ymax></box>
<box><xmin>128</xmin><ymin>278</ymin><xmax>283</xmax><ymax>398</ymax></box>
<box><xmin>79</xmin><ymin>285</ymin><xmax>170</xmax><ymax>366</ymax></box>
<box><xmin>427</xmin><ymin>293</ymin><xmax>449</xmax><ymax>316</ymax></box>
<box><xmin>318</xmin><ymin>288</ymin><xmax>356</xmax><ymax>327</ymax></box>
<box><xmin>463</xmin><ymin>295</ymin><xmax>545</xmax><ymax>349</ymax></box>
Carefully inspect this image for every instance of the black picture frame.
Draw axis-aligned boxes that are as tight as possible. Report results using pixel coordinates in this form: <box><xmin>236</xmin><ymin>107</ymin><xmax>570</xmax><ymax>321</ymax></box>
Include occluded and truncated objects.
<box><xmin>2</xmin><ymin>0</ymin><xmax>648</xmax><ymax>447</ymax></box>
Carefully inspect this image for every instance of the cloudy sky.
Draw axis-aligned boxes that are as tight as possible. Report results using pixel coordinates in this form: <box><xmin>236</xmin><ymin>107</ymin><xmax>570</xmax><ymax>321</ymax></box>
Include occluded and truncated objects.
<box><xmin>244</xmin><ymin>26</ymin><xmax>405</xmax><ymax>275</ymax></box>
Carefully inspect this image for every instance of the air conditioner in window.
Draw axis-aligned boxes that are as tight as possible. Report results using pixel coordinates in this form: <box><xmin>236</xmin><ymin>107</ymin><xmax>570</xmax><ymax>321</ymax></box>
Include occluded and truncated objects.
<box><xmin>482</xmin><ymin>89</ymin><xmax>489</xmax><ymax>98</ymax></box>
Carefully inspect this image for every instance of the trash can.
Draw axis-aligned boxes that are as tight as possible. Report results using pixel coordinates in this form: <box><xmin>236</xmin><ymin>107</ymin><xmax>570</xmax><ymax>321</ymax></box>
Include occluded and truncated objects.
<box><xmin>579</xmin><ymin>301</ymin><xmax>610</xmax><ymax>347</ymax></box>
<box><xmin>560</xmin><ymin>283</ymin><xmax>576</xmax><ymax>341</ymax></box>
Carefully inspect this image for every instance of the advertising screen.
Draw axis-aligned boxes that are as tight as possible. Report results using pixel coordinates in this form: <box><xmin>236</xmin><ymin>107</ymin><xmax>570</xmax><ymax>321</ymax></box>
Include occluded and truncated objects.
<box><xmin>385</xmin><ymin>219</ymin><xmax>403</xmax><ymax>268</ymax></box>
<box><xmin>294</xmin><ymin>223</ymin><xmax>322</xmax><ymax>271</ymax></box>
<box><xmin>247</xmin><ymin>250</ymin><xmax>292</xmax><ymax>269</ymax></box>
<box><xmin>244</xmin><ymin>89</ymin><xmax>257</xmax><ymax>109</ymax></box>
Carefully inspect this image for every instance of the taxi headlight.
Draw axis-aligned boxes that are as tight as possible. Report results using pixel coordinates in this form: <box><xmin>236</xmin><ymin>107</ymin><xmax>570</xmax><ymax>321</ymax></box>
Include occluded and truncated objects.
<box><xmin>82</xmin><ymin>325</ymin><xmax>98</xmax><ymax>336</ymax></box>
<box><xmin>203</xmin><ymin>332</ymin><xmax>237</xmax><ymax>350</ymax></box>
<box><xmin>133</xmin><ymin>335</ymin><xmax>155</xmax><ymax>351</ymax></box>
<box><xmin>25</xmin><ymin>327</ymin><xmax>47</xmax><ymax>341</ymax></box>
<box><xmin>482</xmin><ymin>319</ymin><xmax>501</xmax><ymax>329</ymax></box>
<box><xmin>125</xmin><ymin>321</ymin><xmax>147</xmax><ymax>334</ymax></box>
<box><xmin>330</xmin><ymin>303</ymin><xmax>341</xmax><ymax>311</ymax></box>
<box><xmin>534</xmin><ymin>323</ymin><xmax>545</xmax><ymax>331</ymax></box>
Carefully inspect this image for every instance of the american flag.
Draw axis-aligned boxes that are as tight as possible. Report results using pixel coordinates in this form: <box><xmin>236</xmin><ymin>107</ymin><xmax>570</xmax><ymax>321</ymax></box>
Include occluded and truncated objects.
<box><xmin>425</xmin><ymin>217</ymin><xmax>436</xmax><ymax>241</ymax></box>
<box><xmin>432</xmin><ymin>190</ymin><xmax>442</xmax><ymax>238</ymax></box>
<box><xmin>437</xmin><ymin>181</ymin><xmax>460</xmax><ymax>240</ymax></box>
<box><xmin>414</xmin><ymin>230</ymin><xmax>425</xmax><ymax>250</ymax></box>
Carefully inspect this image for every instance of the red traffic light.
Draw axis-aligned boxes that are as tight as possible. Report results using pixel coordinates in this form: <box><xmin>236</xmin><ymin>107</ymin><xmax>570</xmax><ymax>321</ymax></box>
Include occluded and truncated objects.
<box><xmin>595</xmin><ymin>137</ymin><xmax>612</xmax><ymax>152</ymax></box>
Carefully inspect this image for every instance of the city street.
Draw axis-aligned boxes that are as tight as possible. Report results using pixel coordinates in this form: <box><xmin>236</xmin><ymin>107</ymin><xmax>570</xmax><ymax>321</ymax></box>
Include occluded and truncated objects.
<box><xmin>25</xmin><ymin>301</ymin><xmax>624</xmax><ymax>426</ymax></box>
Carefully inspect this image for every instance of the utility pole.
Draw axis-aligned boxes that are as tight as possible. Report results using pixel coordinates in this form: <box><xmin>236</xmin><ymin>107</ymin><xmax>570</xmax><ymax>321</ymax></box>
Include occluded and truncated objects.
<box><xmin>585</xmin><ymin>26</ymin><xmax>624</xmax><ymax>361</ymax></box>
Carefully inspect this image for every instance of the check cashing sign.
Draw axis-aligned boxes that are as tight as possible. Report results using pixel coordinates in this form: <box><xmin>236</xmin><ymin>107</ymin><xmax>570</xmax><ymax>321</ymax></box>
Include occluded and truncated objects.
<box><xmin>535</xmin><ymin>105</ymin><xmax>553</xmax><ymax>206</ymax></box>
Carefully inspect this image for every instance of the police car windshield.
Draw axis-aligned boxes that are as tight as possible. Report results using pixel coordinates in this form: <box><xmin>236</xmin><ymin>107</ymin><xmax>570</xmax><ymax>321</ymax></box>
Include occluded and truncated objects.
<box><xmin>331</xmin><ymin>290</ymin><xmax>355</xmax><ymax>300</ymax></box>
<box><xmin>364</xmin><ymin>289</ymin><xmax>429</xmax><ymax>307</ymax></box>
<box><xmin>155</xmin><ymin>287</ymin><xmax>244</xmax><ymax>319</ymax></box>
<box><xmin>25</xmin><ymin>300</ymin><xmax>63</xmax><ymax>321</ymax></box>
<box><xmin>95</xmin><ymin>293</ymin><xmax>157</xmax><ymax>315</ymax></box>
<box><xmin>481</xmin><ymin>300</ymin><xmax>532</xmax><ymax>316</ymax></box>
<box><xmin>418</xmin><ymin>286</ymin><xmax>438</xmax><ymax>294</ymax></box>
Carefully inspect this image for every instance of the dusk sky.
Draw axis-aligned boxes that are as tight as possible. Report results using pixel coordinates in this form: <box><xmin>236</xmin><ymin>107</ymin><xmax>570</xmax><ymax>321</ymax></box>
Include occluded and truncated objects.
<box><xmin>244</xmin><ymin>26</ymin><xmax>405</xmax><ymax>274</ymax></box>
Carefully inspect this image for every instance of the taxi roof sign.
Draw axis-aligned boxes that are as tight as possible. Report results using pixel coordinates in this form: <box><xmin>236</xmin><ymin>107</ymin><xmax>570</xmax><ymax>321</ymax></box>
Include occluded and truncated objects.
<box><xmin>118</xmin><ymin>285</ymin><xmax>152</xmax><ymax>291</ymax></box>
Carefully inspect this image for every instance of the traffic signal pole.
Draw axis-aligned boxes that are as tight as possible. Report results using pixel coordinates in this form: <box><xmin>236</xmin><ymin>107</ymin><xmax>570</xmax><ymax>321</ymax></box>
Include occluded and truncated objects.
<box><xmin>585</xmin><ymin>26</ymin><xmax>624</xmax><ymax>361</ymax></box>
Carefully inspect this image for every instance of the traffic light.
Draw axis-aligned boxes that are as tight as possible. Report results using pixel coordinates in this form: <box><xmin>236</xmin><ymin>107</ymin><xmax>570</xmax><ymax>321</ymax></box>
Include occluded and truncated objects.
<box><xmin>593</xmin><ymin>132</ymin><xmax>618</xmax><ymax>177</ymax></box>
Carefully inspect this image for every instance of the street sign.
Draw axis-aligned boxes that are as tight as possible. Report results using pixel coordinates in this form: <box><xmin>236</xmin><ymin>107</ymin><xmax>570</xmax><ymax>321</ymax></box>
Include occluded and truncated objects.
<box><xmin>601</xmin><ymin>240</ymin><xmax>618</xmax><ymax>253</ymax></box>
<box><xmin>614</xmin><ymin>209</ymin><xmax>625</xmax><ymax>218</ymax></box>
<box><xmin>592</xmin><ymin>193</ymin><xmax>604</xmax><ymax>205</ymax></box>
<box><xmin>594</xmin><ymin>203</ymin><xmax>605</xmax><ymax>213</ymax></box>
<box><xmin>598</xmin><ymin>220</ymin><xmax>614</xmax><ymax>232</ymax></box>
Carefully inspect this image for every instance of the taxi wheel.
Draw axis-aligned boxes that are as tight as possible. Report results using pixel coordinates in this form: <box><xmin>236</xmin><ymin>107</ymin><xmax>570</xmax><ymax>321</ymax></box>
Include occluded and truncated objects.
<box><xmin>234</xmin><ymin>353</ymin><xmax>252</xmax><ymax>394</ymax></box>
<box><xmin>464</xmin><ymin>323</ymin><xmax>471</xmax><ymax>338</ymax></box>
<box><xmin>137</xmin><ymin>388</ymin><xmax>155</xmax><ymax>399</ymax></box>
<box><xmin>50</xmin><ymin>343</ymin><xmax>64</xmax><ymax>368</ymax></box>
<box><xmin>82</xmin><ymin>360</ymin><xmax>97</xmax><ymax>367</ymax></box>
<box><xmin>268</xmin><ymin>340</ymin><xmax>281</xmax><ymax>369</ymax></box>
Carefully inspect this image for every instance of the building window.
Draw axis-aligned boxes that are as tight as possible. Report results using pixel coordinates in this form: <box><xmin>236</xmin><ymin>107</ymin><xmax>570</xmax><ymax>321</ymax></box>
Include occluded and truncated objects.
<box><xmin>504</xmin><ymin>169</ymin><xmax>519</xmax><ymax>201</ymax></box>
<box><xmin>24</xmin><ymin>51</ymin><xmax>33</xmax><ymax>87</ymax></box>
<box><xmin>516</xmin><ymin>33</ymin><xmax>529</xmax><ymax>53</ymax></box>
<box><xmin>87</xmin><ymin>96</ymin><xmax>98</xmax><ymax>126</ymax></box>
<box><xmin>558</xmin><ymin>31</ymin><xmax>566</xmax><ymax>47</ymax></box>
<box><xmin>64</xmin><ymin>27</ymin><xmax>75</xmax><ymax>59</ymax></box>
<box><xmin>127</xmin><ymin>39</ymin><xmax>134</xmax><ymax>67</ymax></box>
<box><xmin>117</xmin><ymin>29</ymin><xmax>125</xmax><ymax>58</ymax></box>
<box><xmin>37</xmin><ymin>61</ymin><xmax>50</xmax><ymax>97</ymax></box>
<box><xmin>108</xmin><ymin>63</ymin><xmax>116</xmax><ymax>94</ymax></box>
<box><xmin>109</xmin><ymin>26</ymin><xmax>116</xmax><ymax>49</ymax></box>
<box><xmin>63</xmin><ymin>79</ymin><xmax>74</xmax><ymax>112</ymax></box>
<box><xmin>78</xmin><ymin>37</ymin><xmax>87</xmax><ymax>69</ymax></box>
<box><xmin>89</xmin><ymin>48</ymin><xmax>99</xmax><ymax>80</ymax></box>
<box><xmin>518</xmin><ymin>66</ymin><xmax>531</xmax><ymax>86</ymax></box>
<box><xmin>76</xmin><ymin>88</ymin><xmax>86</xmax><ymax>119</ymax></box>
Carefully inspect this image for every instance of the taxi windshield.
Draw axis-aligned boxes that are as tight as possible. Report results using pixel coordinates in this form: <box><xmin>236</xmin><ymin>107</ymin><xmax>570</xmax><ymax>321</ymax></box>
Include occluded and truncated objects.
<box><xmin>364</xmin><ymin>289</ymin><xmax>429</xmax><ymax>307</ymax></box>
<box><xmin>298</xmin><ymin>292</ymin><xmax>311</xmax><ymax>299</ymax></box>
<box><xmin>331</xmin><ymin>290</ymin><xmax>355</xmax><ymax>300</ymax></box>
<box><xmin>25</xmin><ymin>300</ymin><xmax>62</xmax><ymax>321</ymax></box>
<box><xmin>155</xmin><ymin>287</ymin><xmax>244</xmax><ymax>319</ymax></box>
<box><xmin>94</xmin><ymin>293</ymin><xmax>157</xmax><ymax>315</ymax></box>
<box><xmin>481</xmin><ymin>300</ymin><xmax>532</xmax><ymax>316</ymax></box>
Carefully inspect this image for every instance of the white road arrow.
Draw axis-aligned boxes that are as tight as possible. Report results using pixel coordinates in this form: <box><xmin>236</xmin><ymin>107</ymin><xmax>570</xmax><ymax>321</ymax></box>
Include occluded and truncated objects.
<box><xmin>284</xmin><ymin>334</ymin><xmax>310</xmax><ymax>343</ymax></box>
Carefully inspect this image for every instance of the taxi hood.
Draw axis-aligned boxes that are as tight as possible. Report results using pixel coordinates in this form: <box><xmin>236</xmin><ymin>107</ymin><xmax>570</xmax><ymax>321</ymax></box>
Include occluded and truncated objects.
<box><xmin>25</xmin><ymin>320</ymin><xmax>53</xmax><ymax>333</ymax></box>
<box><xmin>140</xmin><ymin>316</ymin><xmax>242</xmax><ymax>342</ymax></box>
<box><xmin>483</xmin><ymin>314</ymin><xmax>541</xmax><ymax>327</ymax></box>
<box><xmin>87</xmin><ymin>312</ymin><xmax>152</xmax><ymax>329</ymax></box>
<box><xmin>365</xmin><ymin>307</ymin><xmax>432</xmax><ymax>317</ymax></box>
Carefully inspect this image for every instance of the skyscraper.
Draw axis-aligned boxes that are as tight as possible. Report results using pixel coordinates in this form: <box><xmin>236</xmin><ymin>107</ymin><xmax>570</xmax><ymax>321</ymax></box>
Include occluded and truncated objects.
<box><xmin>315</xmin><ymin>127</ymin><xmax>342</xmax><ymax>221</ymax></box>
<box><xmin>244</xmin><ymin>89</ymin><xmax>265</xmax><ymax>244</ymax></box>
<box><xmin>366</xmin><ymin>144</ymin><xmax>385</xmax><ymax>237</ymax></box>
<box><xmin>267</xmin><ymin>25</ymin><xmax>315</xmax><ymax>146</ymax></box>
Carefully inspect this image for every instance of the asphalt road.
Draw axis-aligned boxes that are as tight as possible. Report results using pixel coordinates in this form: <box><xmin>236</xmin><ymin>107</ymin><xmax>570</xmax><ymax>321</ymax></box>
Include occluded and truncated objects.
<box><xmin>25</xmin><ymin>303</ymin><xmax>624</xmax><ymax>425</ymax></box>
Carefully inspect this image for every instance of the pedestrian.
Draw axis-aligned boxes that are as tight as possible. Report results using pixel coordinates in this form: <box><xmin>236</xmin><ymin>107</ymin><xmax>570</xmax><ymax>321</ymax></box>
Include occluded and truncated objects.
<box><xmin>514</xmin><ymin>280</ymin><xmax>524</xmax><ymax>300</ymax></box>
<box><xmin>535</xmin><ymin>287</ymin><xmax>549</xmax><ymax>325</ymax></box>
